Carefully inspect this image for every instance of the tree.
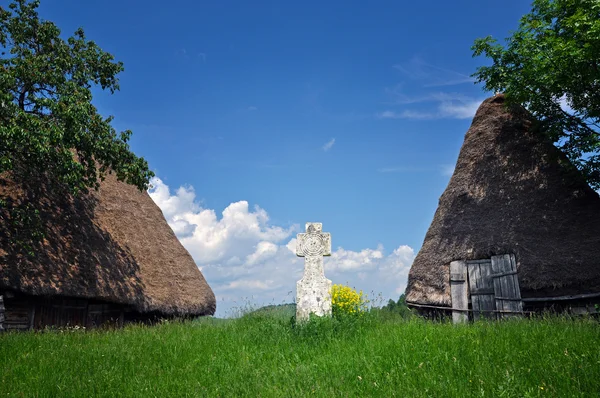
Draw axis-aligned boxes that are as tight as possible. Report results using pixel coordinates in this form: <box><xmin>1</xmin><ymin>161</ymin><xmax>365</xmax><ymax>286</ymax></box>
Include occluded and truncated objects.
<box><xmin>471</xmin><ymin>0</ymin><xmax>600</xmax><ymax>189</ymax></box>
<box><xmin>0</xmin><ymin>0</ymin><xmax>154</xmax><ymax>252</ymax></box>
<box><xmin>379</xmin><ymin>294</ymin><xmax>412</xmax><ymax>319</ymax></box>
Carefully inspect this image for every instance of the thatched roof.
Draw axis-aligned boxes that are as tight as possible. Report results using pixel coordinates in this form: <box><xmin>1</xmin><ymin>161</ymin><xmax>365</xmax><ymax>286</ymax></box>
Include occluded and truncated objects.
<box><xmin>406</xmin><ymin>94</ymin><xmax>600</xmax><ymax>306</ymax></box>
<box><xmin>0</xmin><ymin>171</ymin><xmax>216</xmax><ymax>316</ymax></box>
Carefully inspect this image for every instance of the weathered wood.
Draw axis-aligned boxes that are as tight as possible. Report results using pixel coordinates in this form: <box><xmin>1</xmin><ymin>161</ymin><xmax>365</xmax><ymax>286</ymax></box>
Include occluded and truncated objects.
<box><xmin>569</xmin><ymin>305</ymin><xmax>599</xmax><ymax>315</ymax></box>
<box><xmin>3</xmin><ymin>298</ymin><xmax>32</xmax><ymax>331</ymax></box>
<box><xmin>1</xmin><ymin>293</ymin><xmax>144</xmax><ymax>331</ymax></box>
<box><xmin>28</xmin><ymin>305</ymin><xmax>35</xmax><ymax>330</ymax></box>
<box><xmin>468</xmin><ymin>262</ymin><xmax>480</xmax><ymax>320</ymax></box>
<box><xmin>35</xmin><ymin>297</ymin><xmax>89</xmax><ymax>328</ymax></box>
<box><xmin>466</xmin><ymin>259</ymin><xmax>491</xmax><ymax>264</ymax></box>
<box><xmin>450</xmin><ymin>261</ymin><xmax>468</xmax><ymax>324</ymax></box>
<box><xmin>87</xmin><ymin>302</ymin><xmax>123</xmax><ymax>327</ymax></box>
<box><xmin>480</xmin><ymin>261</ymin><xmax>496</xmax><ymax>319</ymax></box>
<box><xmin>491</xmin><ymin>254</ymin><xmax>523</xmax><ymax>318</ymax></box>
<box><xmin>468</xmin><ymin>261</ymin><xmax>497</xmax><ymax>320</ymax></box>
<box><xmin>450</xmin><ymin>273</ymin><xmax>466</xmax><ymax>282</ymax></box>
<box><xmin>406</xmin><ymin>301</ymin><xmax>535</xmax><ymax>314</ymax></box>
<box><xmin>493</xmin><ymin>297</ymin><xmax>523</xmax><ymax>301</ymax></box>
<box><xmin>522</xmin><ymin>292</ymin><xmax>600</xmax><ymax>302</ymax></box>
<box><xmin>470</xmin><ymin>288</ymin><xmax>495</xmax><ymax>295</ymax></box>
<box><xmin>489</xmin><ymin>270</ymin><xmax>518</xmax><ymax>278</ymax></box>
<box><xmin>0</xmin><ymin>295</ymin><xmax>5</xmax><ymax>332</ymax></box>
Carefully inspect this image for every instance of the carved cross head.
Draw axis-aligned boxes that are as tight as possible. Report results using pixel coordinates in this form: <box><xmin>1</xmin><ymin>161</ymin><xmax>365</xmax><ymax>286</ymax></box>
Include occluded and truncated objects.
<box><xmin>296</xmin><ymin>222</ymin><xmax>331</xmax><ymax>258</ymax></box>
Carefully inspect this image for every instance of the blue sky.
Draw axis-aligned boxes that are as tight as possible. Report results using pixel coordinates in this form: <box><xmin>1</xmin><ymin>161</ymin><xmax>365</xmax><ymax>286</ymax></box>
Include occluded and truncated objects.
<box><xmin>37</xmin><ymin>0</ymin><xmax>531</xmax><ymax>316</ymax></box>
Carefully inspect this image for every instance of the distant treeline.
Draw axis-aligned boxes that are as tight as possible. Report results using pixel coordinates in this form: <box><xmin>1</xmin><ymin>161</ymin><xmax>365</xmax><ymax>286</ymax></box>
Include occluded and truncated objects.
<box><xmin>377</xmin><ymin>294</ymin><xmax>412</xmax><ymax>319</ymax></box>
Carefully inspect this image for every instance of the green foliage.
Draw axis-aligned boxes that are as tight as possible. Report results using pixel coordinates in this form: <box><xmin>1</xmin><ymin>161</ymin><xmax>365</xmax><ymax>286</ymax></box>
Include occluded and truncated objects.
<box><xmin>290</xmin><ymin>308</ymin><xmax>376</xmax><ymax>341</ymax></box>
<box><xmin>248</xmin><ymin>303</ymin><xmax>296</xmax><ymax>320</ymax></box>
<box><xmin>471</xmin><ymin>0</ymin><xmax>600</xmax><ymax>189</ymax></box>
<box><xmin>331</xmin><ymin>283</ymin><xmax>369</xmax><ymax>317</ymax></box>
<box><xmin>378</xmin><ymin>293</ymin><xmax>414</xmax><ymax>319</ymax></box>
<box><xmin>1</xmin><ymin>315</ymin><xmax>599</xmax><ymax>396</ymax></box>
<box><xmin>0</xmin><ymin>0</ymin><xmax>154</xmax><ymax>254</ymax></box>
<box><xmin>0</xmin><ymin>0</ymin><xmax>153</xmax><ymax>191</ymax></box>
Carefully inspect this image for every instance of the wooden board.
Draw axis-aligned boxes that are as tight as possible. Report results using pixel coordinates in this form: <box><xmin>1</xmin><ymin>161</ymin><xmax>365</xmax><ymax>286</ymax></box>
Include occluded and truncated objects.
<box><xmin>87</xmin><ymin>303</ymin><xmax>123</xmax><ymax>328</ymax></box>
<box><xmin>450</xmin><ymin>261</ymin><xmax>468</xmax><ymax>324</ymax></box>
<box><xmin>467</xmin><ymin>260</ymin><xmax>496</xmax><ymax>320</ymax></box>
<box><xmin>0</xmin><ymin>295</ymin><xmax>4</xmax><ymax>331</ymax></box>
<box><xmin>34</xmin><ymin>297</ymin><xmax>88</xmax><ymax>329</ymax></box>
<box><xmin>491</xmin><ymin>254</ymin><xmax>523</xmax><ymax>318</ymax></box>
<box><xmin>3</xmin><ymin>298</ymin><xmax>33</xmax><ymax>330</ymax></box>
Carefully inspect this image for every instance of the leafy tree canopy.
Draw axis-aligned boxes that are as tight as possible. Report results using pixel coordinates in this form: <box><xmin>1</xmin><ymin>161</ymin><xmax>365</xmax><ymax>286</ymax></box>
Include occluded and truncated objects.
<box><xmin>472</xmin><ymin>0</ymin><xmax>600</xmax><ymax>189</ymax></box>
<box><xmin>0</xmin><ymin>0</ymin><xmax>153</xmax><ymax>254</ymax></box>
<box><xmin>0</xmin><ymin>0</ymin><xmax>154</xmax><ymax>193</ymax></box>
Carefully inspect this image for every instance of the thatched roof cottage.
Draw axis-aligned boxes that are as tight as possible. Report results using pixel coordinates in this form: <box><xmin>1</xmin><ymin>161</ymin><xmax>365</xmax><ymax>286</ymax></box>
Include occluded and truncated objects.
<box><xmin>405</xmin><ymin>94</ymin><xmax>600</xmax><ymax>319</ymax></box>
<box><xmin>0</xmin><ymin>171</ymin><xmax>215</xmax><ymax>330</ymax></box>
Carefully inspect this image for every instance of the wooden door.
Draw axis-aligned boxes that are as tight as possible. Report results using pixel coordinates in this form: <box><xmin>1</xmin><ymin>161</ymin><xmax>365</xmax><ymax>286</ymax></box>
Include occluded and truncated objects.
<box><xmin>467</xmin><ymin>259</ymin><xmax>496</xmax><ymax>320</ymax></box>
<box><xmin>450</xmin><ymin>261</ymin><xmax>468</xmax><ymax>324</ymax></box>
<box><xmin>491</xmin><ymin>254</ymin><xmax>523</xmax><ymax>317</ymax></box>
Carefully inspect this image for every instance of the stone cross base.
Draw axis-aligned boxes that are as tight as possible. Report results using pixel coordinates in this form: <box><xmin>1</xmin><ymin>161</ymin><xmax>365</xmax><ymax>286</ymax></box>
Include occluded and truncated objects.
<box><xmin>296</xmin><ymin>277</ymin><xmax>332</xmax><ymax>322</ymax></box>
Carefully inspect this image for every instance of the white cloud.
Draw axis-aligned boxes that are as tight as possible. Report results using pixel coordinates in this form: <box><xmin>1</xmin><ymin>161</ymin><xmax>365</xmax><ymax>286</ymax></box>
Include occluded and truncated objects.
<box><xmin>149</xmin><ymin>178</ymin><xmax>293</xmax><ymax>264</ymax></box>
<box><xmin>377</xmin><ymin>110</ymin><xmax>435</xmax><ymax>120</ymax></box>
<box><xmin>322</xmin><ymin>138</ymin><xmax>336</xmax><ymax>151</ymax></box>
<box><xmin>148</xmin><ymin>177</ymin><xmax>416</xmax><ymax>316</ymax></box>
<box><xmin>378</xmin><ymin>92</ymin><xmax>484</xmax><ymax>120</ymax></box>
<box><xmin>438</xmin><ymin>99</ymin><xmax>481</xmax><ymax>119</ymax></box>
<box><xmin>247</xmin><ymin>106</ymin><xmax>258</xmax><ymax>111</ymax></box>
<box><xmin>327</xmin><ymin>245</ymin><xmax>384</xmax><ymax>272</ymax></box>
<box><xmin>286</xmin><ymin>238</ymin><xmax>298</xmax><ymax>254</ymax></box>
<box><xmin>246</xmin><ymin>241</ymin><xmax>278</xmax><ymax>265</ymax></box>
<box><xmin>220</xmin><ymin>279</ymin><xmax>273</xmax><ymax>291</ymax></box>
<box><xmin>148</xmin><ymin>180</ymin><xmax>199</xmax><ymax>219</ymax></box>
<box><xmin>393</xmin><ymin>56</ymin><xmax>475</xmax><ymax>87</ymax></box>
<box><xmin>377</xmin><ymin>110</ymin><xmax>399</xmax><ymax>119</ymax></box>
<box><xmin>381</xmin><ymin>58</ymin><xmax>483</xmax><ymax>121</ymax></box>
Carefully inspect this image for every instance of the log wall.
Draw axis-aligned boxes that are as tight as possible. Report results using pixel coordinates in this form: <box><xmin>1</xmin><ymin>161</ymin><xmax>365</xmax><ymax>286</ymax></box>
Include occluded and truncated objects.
<box><xmin>3</xmin><ymin>296</ymin><xmax>33</xmax><ymax>331</ymax></box>
<box><xmin>0</xmin><ymin>295</ymin><xmax>5</xmax><ymax>331</ymax></box>
<box><xmin>1</xmin><ymin>292</ymin><xmax>128</xmax><ymax>330</ymax></box>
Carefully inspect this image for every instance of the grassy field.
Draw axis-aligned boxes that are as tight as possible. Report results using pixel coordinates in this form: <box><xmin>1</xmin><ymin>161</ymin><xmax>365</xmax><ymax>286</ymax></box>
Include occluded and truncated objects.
<box><xmin>1</xmin><ymin>311</ymin><xmax>599</xmax><ymax>397</ymax></box>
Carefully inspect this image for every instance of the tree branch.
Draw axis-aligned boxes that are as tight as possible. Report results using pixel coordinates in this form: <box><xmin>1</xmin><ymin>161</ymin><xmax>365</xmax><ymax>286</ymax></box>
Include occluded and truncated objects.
<box><xmin>17</xmin><ymin>88</ymin><xmax>25</xmax><ymax>109</ymax></box>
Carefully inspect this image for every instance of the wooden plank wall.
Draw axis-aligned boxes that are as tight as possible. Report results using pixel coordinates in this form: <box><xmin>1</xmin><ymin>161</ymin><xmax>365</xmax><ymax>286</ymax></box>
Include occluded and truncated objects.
<box><xmin>449</xmin><ymin>254</ymin><xmax>599</xmax><ymax>319</ymax></box>
<box><xmin>35</xmin><ymin>298</ymin><xmax>125</xmax><ymax>329</ymax></box>
<box><xmin>467</xmin><ymin>259</ymin><xmax>496</xmax><ymax>320</ymax></box>
<box><xmin>0</xmin><ymin>295</ymin><xmax>4</xmax><ymax>332</ymax></box>
<box><xmin>87</xmin><ymin>303</ymin><xmax>124</xmax><ymax>328</ymax></box>
<box><xmin>3</xmin><ymin>297</ymin><xmax>32</xmax><ymax>331</ymax></box>
<box><xmin>34</xmin><ymin>298</ymin><xmax>88</xmax><ymax>329</ymax></box>
<box><xmin>491</xmin><ymin>254</ymin><xmax>523</xmax><ymax>318</ymax></box>
<box><xmin>2</xmin><ymin>295</ymin><xmax>127</xmax><ymax>330</ymax></box>
<box><xmin>450</xmin><ymin>261</ymin><xmax>468</xmax><ymax>324</ymax></box>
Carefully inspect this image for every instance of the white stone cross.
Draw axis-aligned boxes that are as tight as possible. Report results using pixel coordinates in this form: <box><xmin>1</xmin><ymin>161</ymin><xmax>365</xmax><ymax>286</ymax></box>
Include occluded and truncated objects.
<box><xmin>295</xmin><ymin>222</ymin><xmax>332</xmax><ymax>322</ymax></box>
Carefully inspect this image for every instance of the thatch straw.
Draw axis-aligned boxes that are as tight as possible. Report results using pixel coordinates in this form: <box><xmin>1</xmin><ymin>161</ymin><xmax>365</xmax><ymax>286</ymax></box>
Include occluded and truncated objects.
<box><xmin>0</xmin><ymin>171</ymin><xmax>215</xmax><ymax>316</ymax></box>
<box><xmin>406</xmin><ymin>94</ymin><xmax>600</xmax><ymax>306</ymax></box>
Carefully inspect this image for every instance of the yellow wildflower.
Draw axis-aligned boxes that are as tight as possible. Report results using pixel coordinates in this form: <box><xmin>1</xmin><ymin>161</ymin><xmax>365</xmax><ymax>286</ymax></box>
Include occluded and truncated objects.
<box><xmin>330</xmin><ymin>284</ymin><xmax>368</xmax><ymax>317</ymax></box>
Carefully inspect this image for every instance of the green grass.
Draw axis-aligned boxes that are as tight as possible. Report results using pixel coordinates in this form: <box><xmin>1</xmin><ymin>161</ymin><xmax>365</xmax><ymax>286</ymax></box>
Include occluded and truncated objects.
<box><xmin>1</xmin><ymin>313</ymin><xmax>599</xmax><ymax>397</ymax></box>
